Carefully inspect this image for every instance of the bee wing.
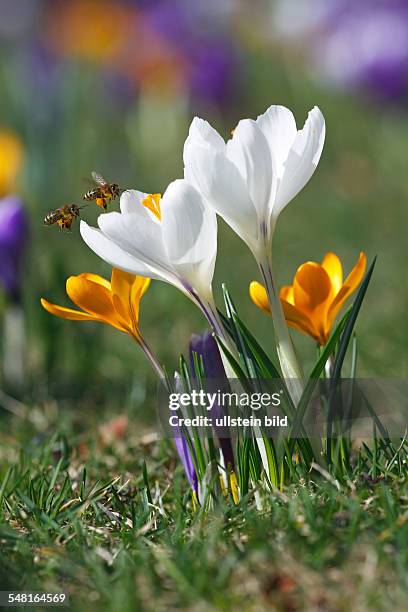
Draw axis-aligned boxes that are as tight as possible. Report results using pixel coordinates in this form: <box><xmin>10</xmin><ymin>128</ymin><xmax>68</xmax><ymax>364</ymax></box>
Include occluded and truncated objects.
<box><xmin>82</xmin><ymin>176</ymin><xmax>97</xmax><ymax>186</ymax></box>
<box><xmin>91</xmin><ymin>170</ymin><xmax>107</xmax><ymax>186</ymax></box>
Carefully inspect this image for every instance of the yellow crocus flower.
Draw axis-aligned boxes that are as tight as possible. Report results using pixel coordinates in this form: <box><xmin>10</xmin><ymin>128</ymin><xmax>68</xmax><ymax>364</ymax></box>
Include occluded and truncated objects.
<box><xmin>0</xmin><ymin>130</ymin><xmax>24</xmax><ymax>197</ymax></box>
<box><xmin>250</xmin><ymin>252</ymin><xmax>367</xmax><ymax>346</ymax></box>
<box><xmin>41</xmin><ymin>268</ymin><xmax>163</xmax><ymax>377</ymax></box>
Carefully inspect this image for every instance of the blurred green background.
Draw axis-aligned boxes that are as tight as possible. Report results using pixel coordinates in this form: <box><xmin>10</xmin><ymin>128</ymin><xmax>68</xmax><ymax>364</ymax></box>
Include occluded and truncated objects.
<box><xmin>0</xmin><ymin>0</ymin><xmax>407</xmax><ymax>422</ymax></box>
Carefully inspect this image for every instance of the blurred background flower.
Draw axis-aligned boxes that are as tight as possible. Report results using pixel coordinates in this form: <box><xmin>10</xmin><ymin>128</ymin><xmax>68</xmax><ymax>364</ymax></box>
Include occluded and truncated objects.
<box><xmin>0</xmin><ymin>196</ymin><xmax>28</xmax><ymax>303</ymax></box>
<box><xmin>0</xmin><ymin>128</ymin><xmax>28</xmax><ymax>303</ymax></box>
<box><xmin>0</xmin><ymin>127</ymin><xmax>29</xmax><ymax>389</ymax></box>
<box><xmin>45</xmin><ymin>0</ymin><xmax>238</xmax><ymax>108</ymax></box>
<box><xmin>272</xmin><ymin>0</ymin><xmax>408</xmax><ymax>102</ymax></box>
<box><xmin>0</xmin><ymin>130</ymin><xmax>24</xmax><ymax>198</ymax></box>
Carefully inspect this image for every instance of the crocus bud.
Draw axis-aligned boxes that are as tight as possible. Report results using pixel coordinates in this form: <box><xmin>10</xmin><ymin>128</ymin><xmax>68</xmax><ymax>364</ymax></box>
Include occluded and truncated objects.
<box><xmin>189</xmin><ymin>331</ymin><xmax>235</xmax><ymax>470</ymax></box>
<box><xmin>0</xmin><ymin>196</ymin><xmax>29</xmax><ymax>303</ymax></box>
<box><xmin>174</xmin><ymin>435</ymin><xmax>198</xmax><ymax>495</ymax></box>
<box><xmin>173</xmin><ymin>372</ymin><xmax>198</xmax><ymax>495</ymax></box>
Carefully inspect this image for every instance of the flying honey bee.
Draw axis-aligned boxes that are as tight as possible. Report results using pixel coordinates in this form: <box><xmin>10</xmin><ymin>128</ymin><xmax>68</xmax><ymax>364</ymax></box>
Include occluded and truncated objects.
<box><xmin>43</xmin><ymin>204</ymin><xmax>84</xmax><ymax>230</ymax></box>
<box><xmin>83</xmin><ymin>171</ymin><xmax>121</xmax><ymax>210</ymax></box>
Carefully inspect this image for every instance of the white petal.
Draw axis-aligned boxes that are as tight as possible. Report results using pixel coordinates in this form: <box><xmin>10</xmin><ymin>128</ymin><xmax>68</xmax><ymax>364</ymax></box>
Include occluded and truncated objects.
<box><xmin>273</xmin><ymin>106</ymin><xmax>326</xmax><ymax>217</ymax></box>
<box><xmin>226</xmin><ymin>119</ymin><xmax>273</xmax><ymax>221</ymax></box>
<box><xmin>161</xmin><ymin>179</ymin><xmax>217</xmax><ymax>291</ymax></box>
<box><xmin>161</xmin><ymin>180</ymin><xmax>207</xmax><ymax>264</ymax></box>
<box><xmin>97</xmin><ymin>211</ymin><xmax>174</xmax><ymax>277</ymax></box>
<box><xmin>184</xmin><ymin>143</ymin><xmax>258</xmax><ymax>248</ymax></box>
<box><xmin>186</xmin><ymin>117</ymin><xmax>225</xmax><ymax>151</ymax></box>
<box><xmin>256</xmin><ymin>105</ymin><xmax>297</xmax><ymax>175</ymax></box>
<box><xmin>120</xmin><ymin>189</ymin><xmax>148</xmax><ymax>214</ymax></box>
<box><xmin>80</xmin><ymin>221</ymin><xmax>154</xmax><ymax>277</ymax></box>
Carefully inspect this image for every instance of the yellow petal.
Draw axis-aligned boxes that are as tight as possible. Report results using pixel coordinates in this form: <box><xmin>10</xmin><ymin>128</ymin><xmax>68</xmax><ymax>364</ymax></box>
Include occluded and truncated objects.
<box><xmin>130</xmin><ymin>276</ymin><xmax>151</xmax><ymax>324</ymax></box>
<box><xmin>249</xmin><ymin>281</ymin><xmax>270</xmax><ymax>315</ymax></box>
<box><xmin>229</xmin><ymin>472</ymin><xmax>240</xmax><ymax>504</ymax></box>
<box><xmin>280</xmin><ymin>298</ymin><xmax>322</xmax><ymax>343</ymax></box>
<box><xmin>139</xmin><ymin>276</ymin><xmax>151</xmax><ymax>299</ymax></box>
<box><xmin>78</xmin><ymin>273</ymin><xmax>111</xmax><ymax>290</ymax></box>
<box><xmin>66</xmin><ymin>275</ymin><xmax>126</xmax><ymax>332</ymax></box>
<box><xmin>111</xmin><ymin>269</ymin><xmax>150</xmax><ymax>335</ymax></box>
<box><xmin>111</xmin><ymin>268</ymin><xmax>136</xmax><ymax>323</ymax></box>
<box><xmin>327</xmin><ymin>252</ymin><xmax>367</xmax><ymax>327</ymax></box>
<box><xmin>293</xmin><ymin>263</ymin><xmax>333</xmax><ymax>312</ymax></box>
<box><xmin>321</xmin><ymin>252</ymin><xmax>343</xmax><ymax>294</ymax></box>
<box><xmin>280</xmin><ymin>284</ymin><xmax>295</xmax><ymax>305</ymax></box>
<box><xmin>41</xmin><ymin>298</ymin><xmax>98</xmax><ymax>322</ymax></box>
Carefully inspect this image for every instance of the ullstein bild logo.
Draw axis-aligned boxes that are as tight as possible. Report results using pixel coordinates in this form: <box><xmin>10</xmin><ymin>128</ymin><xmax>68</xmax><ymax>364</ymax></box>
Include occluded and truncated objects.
<box><xmin>168</xmin><ymin>412</ymin><xmax>288</xmax><ymax>429</ymax></box>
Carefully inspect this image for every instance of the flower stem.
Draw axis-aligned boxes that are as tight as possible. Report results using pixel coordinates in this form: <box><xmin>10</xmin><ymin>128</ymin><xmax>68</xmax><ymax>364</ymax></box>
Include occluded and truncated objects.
<box><xmin>3</xmin><ymin>303</ymin><xmax>25</xmax><ymax>389</ymax></box>
<box><xmin>189</xmin><ymin>289</ymin><xmax>238</xmax><ymax>378</ymax></box>
<box><xmin>325</xmin><ymin>354</ymin><xmax>335</xmax><ymax>379</ymax></box>
<box><xmin>137</xmin><ymin>335</ymin><xmax>167</xmax><ymax>383</ymax></box>
<box><xmin>258</xmin><ymin>250</ymin><xmax>304</xmax><ymax>402</ymax></box>
<box><xmin>191</xmin><ymin>290</ymin><xmax>231</xmax><ymax>348</ymax></box>
<box><xmin>204</xmin><ymin>297</ymin><xmax>229</xmax><ymax>345</ymax></box>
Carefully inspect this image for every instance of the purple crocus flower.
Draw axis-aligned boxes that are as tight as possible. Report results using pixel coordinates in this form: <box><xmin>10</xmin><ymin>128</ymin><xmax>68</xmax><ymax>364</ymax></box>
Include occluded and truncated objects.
<box><xmin>0</xmin><ymin>196</ymin><xmax>29</xmax><ymax>302</ymax></box>
<box><xmin>313</xmin><ymin>0</ymin><xmax>408</xmax><ymax>101</ymax></box>
<box><xmin>174</xmin><ymin>434</ymin><xmax>198</xmax><ymax>494</ymax></box>
<box><xmin>172</xmin><ymin>372</ymin><xmax>199</xmax><ymax>495</ymax></box>
<box><xmin>189</xmin><ymin>331</ymin><xmax>235</xmax><ymax>470</ymax></box>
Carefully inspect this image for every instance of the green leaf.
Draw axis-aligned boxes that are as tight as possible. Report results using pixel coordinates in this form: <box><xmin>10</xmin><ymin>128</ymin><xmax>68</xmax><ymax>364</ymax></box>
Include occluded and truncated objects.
<box><xmin>327</xmin><ymin>258</ymin><xmax>377</xmax><ymax>462</ymax></box>
<box><xmin>142</xmin><ymin>461</ymin><xmax>153</xmax><ymax>505</ymax></box>
<box><xmin>331</xmin><ymin>257</ymin><xmax>376</xmax><ymax>384</ymax></box>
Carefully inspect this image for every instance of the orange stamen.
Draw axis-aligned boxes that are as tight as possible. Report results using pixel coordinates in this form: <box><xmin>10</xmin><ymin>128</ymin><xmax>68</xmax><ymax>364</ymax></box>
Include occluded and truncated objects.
<box><xmin>142</xmin><ymin>193</ymin><xmax>162</xmax><ymax>220</ymax></box>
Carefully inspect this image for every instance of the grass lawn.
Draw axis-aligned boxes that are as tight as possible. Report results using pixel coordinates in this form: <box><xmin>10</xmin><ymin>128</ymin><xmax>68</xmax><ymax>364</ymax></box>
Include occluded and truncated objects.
<box><xmin>1</xmin><ymin>409</ymin><xmax>407</xmax><ymax>611</ymax></box>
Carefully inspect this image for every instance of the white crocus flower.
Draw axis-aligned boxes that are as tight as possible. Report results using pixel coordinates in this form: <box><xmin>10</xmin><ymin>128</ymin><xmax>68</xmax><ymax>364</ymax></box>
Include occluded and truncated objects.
<box><xmin>183</xmin><ymin>105</ymin><xmax>326</xmax><ymax>394</ymax></box>
<box><xmin>80</xmin><ymin>179</ymin><xmax>227</xmax><ymax>342</ymax></box>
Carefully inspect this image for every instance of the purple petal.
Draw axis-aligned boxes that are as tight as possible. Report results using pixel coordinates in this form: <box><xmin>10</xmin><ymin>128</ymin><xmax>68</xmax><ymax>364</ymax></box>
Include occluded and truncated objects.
<box><xmin>174</xmin><ymin>433</ymin><xmax>198</xmax><ymax>493</ymax></box>
<box><xmin>189</xmin><ymin>331</ymin><xmax>235</xmax><ymax>469</ymax></box>
<box><xmin>0</xmin><ymin>196</ymin><xmax>29</xmax><ymax>299</ymax></box>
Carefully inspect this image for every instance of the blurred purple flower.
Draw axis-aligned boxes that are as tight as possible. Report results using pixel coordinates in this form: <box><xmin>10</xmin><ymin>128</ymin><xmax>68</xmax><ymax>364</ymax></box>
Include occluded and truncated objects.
<box><xmin>188</xmin><ymin>37</ymin><xmax>237</xmax><ymax>105</ymax></box>
<box><xmin>142</xmin><ymin>0</ymin><xmax>238</xmax><ymax>104</ymax></box>
<box><xmin>143</xmin><ymin>0</ymin><xmax>191</xmax><ymax>43</ymax></box>
<box><xmin>189</xmin><ymin>331</ymin><xmax>235</xmax><ymax>469</ymax></box>
<box><xmin>0</xmin><ymin>196</ymin><xmax>29</xmax><ymax>302</ymax></box>
<box><xmin>140</xmin><ymin>0</ymin><xmax>235</xmax><ymax>38</ymax></box>
<box><xmin>23</xmin><ymin>44</ymin><xmax>64</xmax><ymax>128</ymax></box>
<box><xmin>101</xmin><ymin>68</ymin><xmax>138</xmax><ymax>111</ymax></box>
<box><xmin>314</xmin><ymin>0</ymin><xmax>408</xmax><ymax>100</ymax></box>
<box><xmin>0</xmin><ymin>0</ymin><xmax>40</xmax><ymax>41</ymax></box>
<box><xmin>273</xmin><ymin>0</ymin><xmax>408</xmax><ymax>101</ymax></box>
